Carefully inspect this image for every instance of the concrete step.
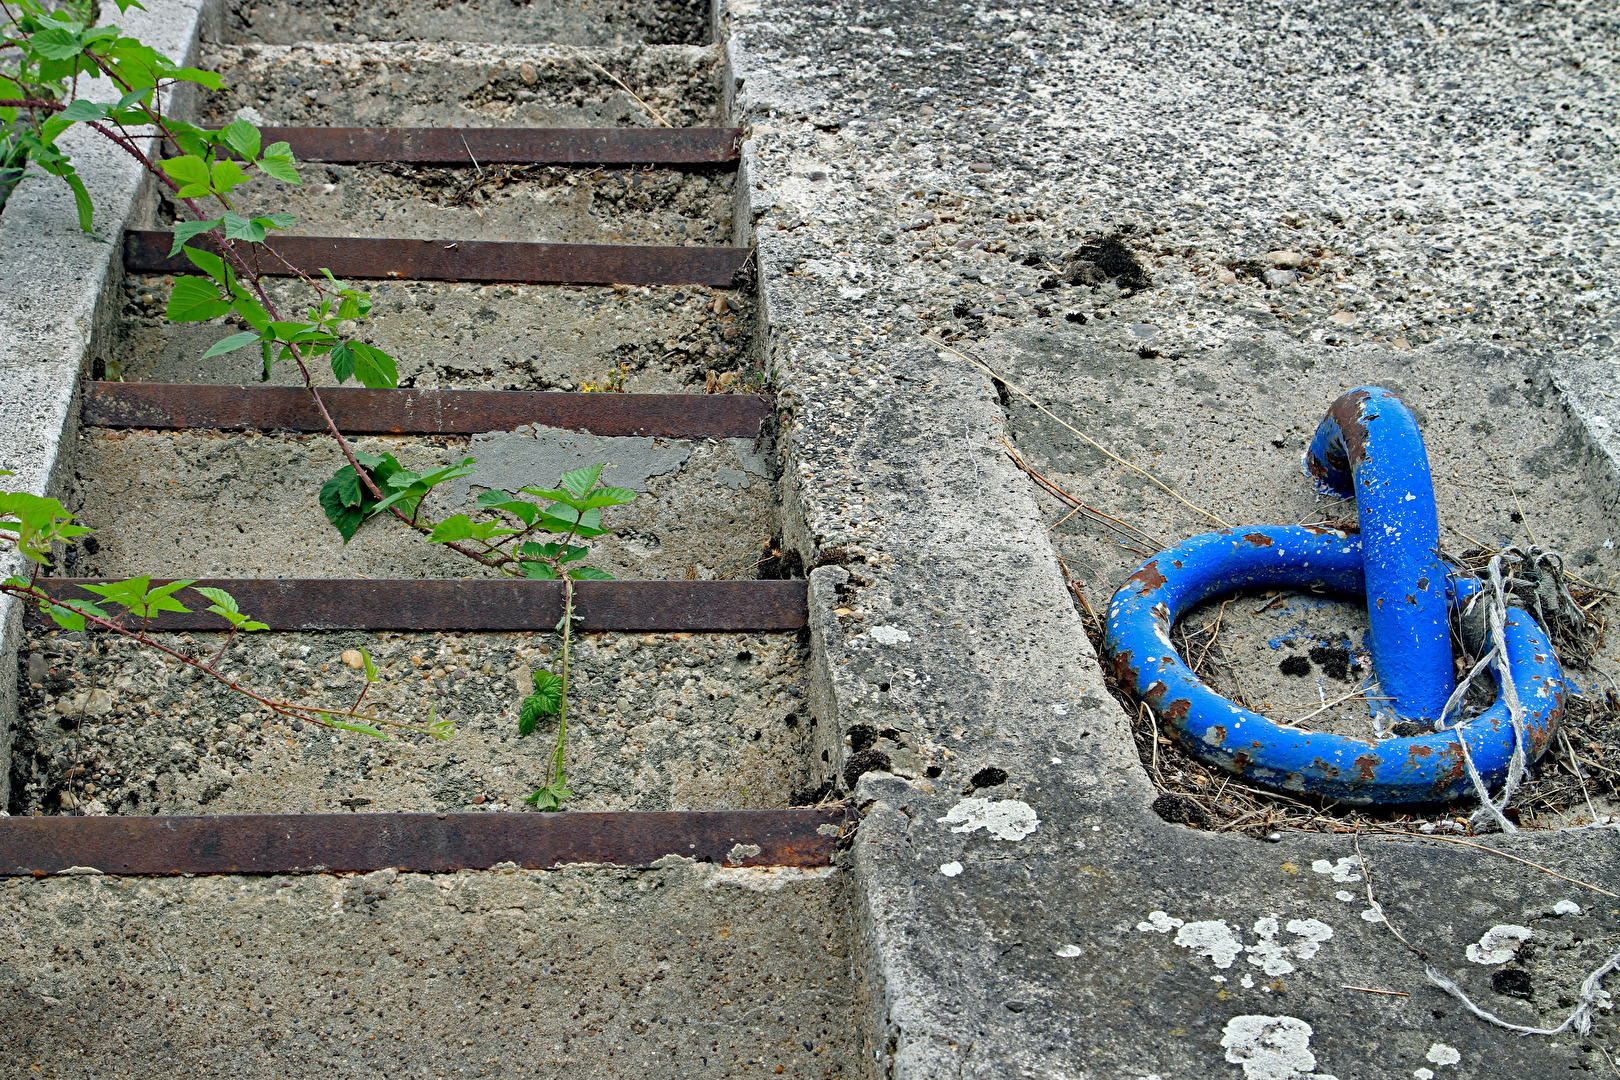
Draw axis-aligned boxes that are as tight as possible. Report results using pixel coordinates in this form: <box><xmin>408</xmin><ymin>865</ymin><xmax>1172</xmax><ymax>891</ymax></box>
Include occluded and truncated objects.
<box><xmin>200</xmin><ymin>43</ymin><xmax>724</xmax><ymax>129</ymax></box>
<box><xmin>0</xmin><ymin>860</ymin><xmax>855</xmax><ymax>1078</ymax></box>
<box><xmin>214</xmin><ymin>0</ymin><xmax>710</xmax><ymax>47</ymax></box>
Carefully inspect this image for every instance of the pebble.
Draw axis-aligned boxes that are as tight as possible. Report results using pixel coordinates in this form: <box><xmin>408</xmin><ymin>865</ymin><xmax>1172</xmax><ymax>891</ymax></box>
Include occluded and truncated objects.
<box><xmin>518</xmin><ymin>62</ymin><xmax>537</xmax><ymax>86</ymax></box>
<box><xmin>1266</xmin><ymin>250</ymin><xmax>1305</xmax><ymax>268</ymax></box>
<box><xmin>341</xmin><ymin>650</ymin><xmax>365</xmax><ymax>669</ymax></box>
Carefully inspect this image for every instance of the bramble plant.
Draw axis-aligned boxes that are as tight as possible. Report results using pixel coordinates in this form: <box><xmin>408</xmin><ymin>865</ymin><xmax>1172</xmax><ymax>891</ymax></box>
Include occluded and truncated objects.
<box><xmin>0</xmin><ymin>0</ymin><xmax>638</xmax><ymax>807</ymax></box>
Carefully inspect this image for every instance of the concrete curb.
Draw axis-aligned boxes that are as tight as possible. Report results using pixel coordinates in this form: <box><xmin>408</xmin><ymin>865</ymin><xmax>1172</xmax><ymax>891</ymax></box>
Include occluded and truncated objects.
<box><xmin>0</xmin><ymin>0</ymin><xmax>213</xmax><ymax>804</ymax></box>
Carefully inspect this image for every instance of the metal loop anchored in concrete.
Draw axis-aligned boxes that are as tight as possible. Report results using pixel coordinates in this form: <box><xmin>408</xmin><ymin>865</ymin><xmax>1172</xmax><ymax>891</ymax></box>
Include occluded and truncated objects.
<box><xmin>1103</xmin><ymin>387</ymin><xmax>1567</xmax><ymax>804</ymax></box>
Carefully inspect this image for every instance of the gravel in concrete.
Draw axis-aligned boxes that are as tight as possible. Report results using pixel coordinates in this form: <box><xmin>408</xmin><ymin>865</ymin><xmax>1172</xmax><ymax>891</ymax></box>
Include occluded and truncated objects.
<box><xmin>216</xmin><ymin>0</ymin><xmax>709</xmax><ymax>47</ymax></box>
<box><xmin>13</xmin><ymin>626</ymin><xmax>814</xmax><ymax>816</ymax></box>
<box><xmin>64</xmin><ymin>429</ymin><xmax>778</xmax><ymax>581</ymax></box>
<box><xmin>104</xmin><ymin>279</ymin><xmax>755</xmax><ymax>392</ymax></box>
<box><xmin>200</xmin><ymin>42</ymin><xmax>724</xmax><ymax>128</ymax></box>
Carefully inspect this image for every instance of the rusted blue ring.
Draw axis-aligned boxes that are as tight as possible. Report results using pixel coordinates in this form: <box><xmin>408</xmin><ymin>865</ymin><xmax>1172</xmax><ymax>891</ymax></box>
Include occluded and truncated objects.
<box><xmin>1102</xmin><ymin>526</ymin><xmax>1566</xmax><ymax>805</ymax></box>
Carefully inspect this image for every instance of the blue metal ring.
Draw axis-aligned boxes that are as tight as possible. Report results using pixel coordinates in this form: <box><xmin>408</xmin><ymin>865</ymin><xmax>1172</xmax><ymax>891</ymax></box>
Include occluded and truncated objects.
<box><xmin>1306</xmin><ymin>386</ymin><xmax>1454</xmax><ymax>721</ymax></box>
<box><xmin>1102</xmin><ymin>527</ymin><xmax>1566</xmax><ymax>804</ymax></box>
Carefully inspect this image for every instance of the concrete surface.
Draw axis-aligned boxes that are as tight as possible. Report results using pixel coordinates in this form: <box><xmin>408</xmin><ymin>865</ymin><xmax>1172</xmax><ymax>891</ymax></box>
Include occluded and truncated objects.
<box><xmin>194</xmin><ymin>162</ymin><xmax>736</xmax><ymax>245</ymax></box>
<box><xmin>0</xmin><ymin>858</ymin><xmax>855</xmax><ymax>1080</ymax></box>
<box><xmin>13</xmin><ymin>627</ymin><xmax>815</xmax><ymax>816</ymax></box>
<box><xmin>103</xmin><ymin>279</ymin><xmax>755</xmax><ymax>392</ymax></box>
<box><xmin>200</xmin><ymin>42</ymin><xmax>725</xmax><ymax>128</ymax></box>
<box><xmin>65</xmin><ymin>428</ymin><xmax>778</xmax><ymax>581</ymax></box>
<box><xmin>214</xmin><ymin>0</ymin><xmax>709</xmax><ymax>46</ymax></box>
<box><xmin>721</xmin><ymin>0</ymin><xmax>1620</xmax><ymax>1075</ymax></box>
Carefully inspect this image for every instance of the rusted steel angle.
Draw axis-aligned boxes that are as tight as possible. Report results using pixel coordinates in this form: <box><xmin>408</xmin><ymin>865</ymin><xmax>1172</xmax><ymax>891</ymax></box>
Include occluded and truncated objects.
<box><xmin>123</xmin><ymin>231</ymin><xmax>751</xmax><ymax>288</ymax></box>
<box><xmin>247</xmin><ymin>126</ymin><xmax>741</xmax><ymax>167</ymax></box>
<box><xmin>31</xmin><ymin>579</ymin><xmax>807</xmax><ymax>632</ymax></box>
<box><xmin>0</xmin><ymin>808</ymin><xmax>846</xmax><ymax>876</ymax></box>
<box><xmin>81</xmin><ymin>382</ymin><xmax>774</xmax><ymax>438</ymax></box>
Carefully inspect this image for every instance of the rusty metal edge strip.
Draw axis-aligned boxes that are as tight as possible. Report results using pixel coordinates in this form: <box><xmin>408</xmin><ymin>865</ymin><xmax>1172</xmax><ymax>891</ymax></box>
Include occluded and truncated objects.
<box><xmin>0</xmin><ymin>808</ymin><xmax>847</xmax><ymax>876</ymax></box>
<box><xmin>249</xmin><ymin>126</ymin><xmax>742</xmax><ymax>166</ymax></box>
<box><xmin>124</xmin><ymin>232</ymin><xmax>751</xmax><ymax>288</ymax></box>
<box><xmin>81</xmin><ymin>382</ymin><xmax>774</xmax><ymax>438</ymax></box>
<box><xmin>29</xmin><ymin>579</ymin><xmax>808</xmax><ymax>632</ymax></box>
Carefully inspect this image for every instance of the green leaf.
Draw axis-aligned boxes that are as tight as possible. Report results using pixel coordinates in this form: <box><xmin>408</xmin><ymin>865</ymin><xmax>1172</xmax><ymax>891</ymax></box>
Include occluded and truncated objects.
<box><xmin>319</xmin><ymin>467</ymin><xmax>369</xmax><ymax>542</ymax></box>
<box><xmin>518</xmin><ymin>671</ymin><xmax>564</xmax><ymax>736</ymax></box>
<box><xmin>257</xmin><ymin>212</ymin><xmax>296</xmax><ymax>231</ymax></box>
<box><xmin>328</xmin><ymin>341</ymin><xmax>356</xmax><ymax>384</ymax></box>
<box><xmin>475</xmin><ymin>491</ymin><xmax>541</xmax><ymax>525</ymax></box>
<box><xmin>30</xmin><ymin>27</ymin><xmax>85</xmax><ymax>60</ymax></box>
<box><xmin>558</xmin><ymin>464</ymin><xmax>604</xmax><ymax>500</ymax></box>
<box><xmin>427</xmin><ymin>514</ymin><xmax>519</xmax><ymax>545</ymax></box>
<box><xmin>220</xmin><ymin>118</ymin><xmax>260</xmax><ymax>162</ymax></box>
<box><xmin>56</xmin><ymin>99</ymin><xmax>107</xmax><ymax>123</ymax></box>
<box><xmin>582</xmin><ymin>486</ymin><xmax>637</xmax><ymax>509</ymax></box>
<box><xmin>229</xmin><ymin>288</ymin><xmax>271</xmax><ymax>334</ymax></box>
<box><xmin>182</xmin><ymin>245</ymin><xmax>228</xmax><ymax>282</ymax></box>
<box><xmin>567</xmin><ymin>565</ymin><xmax>615</xmax><ymax>581</ymax></box>
<box><xmin>209</xmin><ymin>158</ymin><xmax>251</xmax><ymax>195</ymax></box>
<box><xmin>524</xmin><ymin>781</ymin><xmax>571</xmax><ymax>811</ymax></box>
<box><xmin>166</xmin><ymin>276</ymin><xmax>232</xmax><ymax>322</ymax></box>
<box><xmin>192</xmin><ymin>585</ymin><xmax>268</xmax><ymax>631</ymax></box>
<box><xmin>63</xmin><ymin>172</ymin><xmax>94</xmax><ymax>233</ymax></box>
<box><xmin>159</xmin><ymin>153</ymin><xmax>211</xmax><ymax>189</ymax></box>
<box><xmin>256</xmin><ymin>144</ymin><xmax>301</xmax><ymax>184</ymax></box>
<box><xmin>170</xmin><ymin>66</ymin><xmax>223</xmax><ymax>91</ymax></box>
<box><xmin>169</xmin><ymin>217</ymin><xmax>223</xmax><ymax>256</ymax></box>
<box><xmin>320</xmin><ymin>714</ymin><xmax>391</xmax><ymax>740</ymax></box>
<box><xmin>44</xmin><ymin>604</ymin><xmax>86</xmax><ymax>632</ymax></box>
<box><xmin>517</xmin><ymin>486</ymin><xmax>572</xmax><ymax>504</ymax></box>
<box><xmin>347</xmin><ymin>342</ymin><xmax>398</xmax><ymax>389</ymax></box>
<box><xmin>521</xmin><ymin>561</ymin><xmax>559</xmax><ymax>580</ymax></box>
<box><xmin>76</xmin><ymin>576</ymin><xmax>196</xmax><ymax>620</ymax></box>
<box><xmin>221</xmin><ymin>210</ymin><xmax>266</xmax><ymax>243</ymax></box>
<box><xmin>360</xmin><ymin>647</ymin><xmax>378</xmax><ymax>682</ymax></box>
<box><xmin>0</xmin><ymin>491</ymin><xmax>93</xmax><ymax>563</ymax></box>
<box><xmin>198</xmin><ymin>330</ymin><xmax>262</xmax><ymax>359</ymax></box>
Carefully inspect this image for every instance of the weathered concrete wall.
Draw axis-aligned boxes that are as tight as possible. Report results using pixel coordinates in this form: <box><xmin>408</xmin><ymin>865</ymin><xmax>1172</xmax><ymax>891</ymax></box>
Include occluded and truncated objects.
<box><xmin>723</xmin><ymin>0</ymin><xmax>1620</xmax><ymax>1075</ymax></box>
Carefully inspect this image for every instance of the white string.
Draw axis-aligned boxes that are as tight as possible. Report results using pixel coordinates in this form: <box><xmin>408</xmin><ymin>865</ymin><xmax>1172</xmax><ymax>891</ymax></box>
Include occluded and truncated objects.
<box><xmin>1426</xmin><ymin>949</ymin><xmax>1620</xmax><ymax>1037</ymax></box>
<box><xmin>1443</xmin><ymin>553</ymin><xmax>1537</xmax><ymax>833</ymax></box>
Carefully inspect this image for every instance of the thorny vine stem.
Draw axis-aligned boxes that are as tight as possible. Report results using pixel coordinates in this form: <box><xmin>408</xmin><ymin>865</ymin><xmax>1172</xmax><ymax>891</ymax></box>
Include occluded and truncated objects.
<box><xmin>0</xmin><ymin>582</ymin><xmax>434</xmax><ymax>736</ymax></box>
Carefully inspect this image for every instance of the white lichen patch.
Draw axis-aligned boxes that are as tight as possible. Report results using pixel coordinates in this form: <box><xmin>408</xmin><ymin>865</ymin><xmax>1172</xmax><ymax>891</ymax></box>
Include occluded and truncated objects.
<box><xmin>1334</xmin><ymin>890</ymin><xmax>1356</xmax><ymax>902</ymax></box>
<box><xmin>939</xmin><ymin>860</ymin><xmax>964</xmax><ymax>877</ymax></box>
<box><xmin>1361</xmin><ymin>906</ymin><xmax>1386</xmax><ymax>923</ymax></box>
<box><xmin>937</xmin><ymin>797</ymin><xmax>1039</xmax><ymax>841</ymax></box>
<box><xmin>866</xmin><ymin>625</ymin><xmax>912</xmax><ymax>646</ymax></box>
<box><xmin>1220</xmin><ymin>1015</ymin><xmax>1331</xmax><ymax>1080</ymax></box>
<box><xmin>1175</xmin><ymin>921</ymin><xmax>1245</xmax><ymax>969</ymax></box>
<box><xmin>1244</xmin><ymin>917</ymin><xmax>1335</xmax><ymax>976</ymax></box>
<box><xmin>1426</xmin><ymin>1043</ymin><xmax>1461</xmax><ymax>1067</ymax></box>
<box><xmin>1310</xmin><ymin>856</ymin><xmax>1363</xmax><ymax>883</ymax></box>
<box><xmin>1137</xmin><ymin>910</ymin><xmax>1184</xmax><ymax>933</ymax></box>
<box><xmin>1466</xmin><ymin>925</ymin><xmax>1532</xmax><ymax>965</ymax></box>
<box><xmin>1149</xmin><ymin>912</ymin><xmax>1333</xmax><ymax>976</ymax></box>
<box><xmin>1553</xmin><ymin>899</ymin><xmax>1582</xmax><ymax>916</ymax></box>
<box><xmin>1054</xmin><ymin>944</ymin><xmax>1082</xmax><ymax>958</ymax></box>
